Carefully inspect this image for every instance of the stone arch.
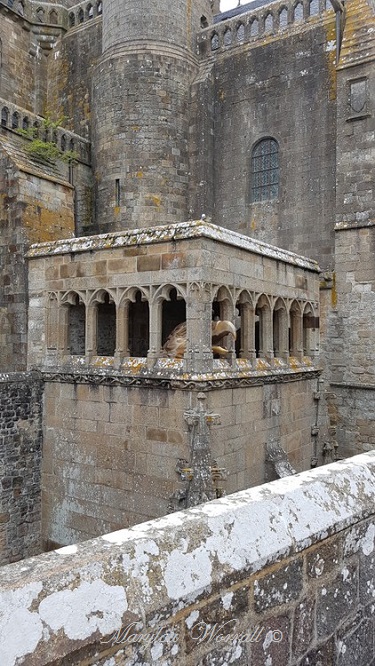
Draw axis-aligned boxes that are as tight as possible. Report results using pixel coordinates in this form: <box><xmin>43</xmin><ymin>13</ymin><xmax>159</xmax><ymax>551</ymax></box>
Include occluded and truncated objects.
<box><xmin>212</xmin><ymin>285</ymin><xmax>234</xmax><ymax>321</ymax></box>
<box><xmin>36</xmin><ymin>7</ymin><xmax>45</xmax><ymax>22</ymax></box>
<box><xmin>293</xmin><ymin>1</ymin><xmax>304</xmax><ymax>22</ymax></box>
<box><xmin>302</xmin><ymin>302</ymin><xmax>317</xmax><ymax>356</ymax></box>
<box><xmin>289</xmin><ymin>299</ymin><xmax>303</xmax><ymax>358</ymax></box>
<box><xmin>211</xmin><ymin>32</ymin><xmax>219</xmax><ymax>50</ymax></box>
<box><xmin>236</xmin><ymin>22</ymin><xmax>245</xmax><ymax>41</ymax></box>
<box><xmin>278</xmin><ymin>6</ymin><xmax>288</xmax><ymax>28</ymax></box>
<box><xmin>87</xmin><ymin>3</ymin><xmax>93</xmax><ymax>18</ymax></box>
<box><xmin>96</xmin><ymin>0</ymin><xmax>102</xmax><ymax>15</ymax></box>
<box><xmin>11</xmin><ymin>111</ymin><xmax>19</xmax><ymax>129</ymax></box>
<box><xmin>273</xmin><ymin>297</ymin><xmax>288</xmax><ymax>359</ymax></box>
<box><xmin>309</xmin><ymin>0</ymin><xmax>320</xmax><ymax>15</ymax></box>
<box><xmin>49</xmin><ymin>9</ymin><xmax>58</xmax><ymax>24</ymax></box>
<box><xmin>1</xmin><ymin>107</ymin><xmax>9</xmax><ymax>127</ymax></box>
<box><xmin>61</xmin><ymin>291</ymin><xmax>86</xmax><ymax>355</ymax></box>
<box><xmin>157</xmin><ymin>285</ymin><xmax>187</xmax><ymax>347</ymax></box>
<box><xmin>264</xmin><ymin>12</ymin><xmax>274</xmax><ymax>33</ymax></box>
<box><xmin>127</xmin><ymin>289</ymin><xmax>150</xmax><ymax>357</ymax></box>
<box><xmin>223</xmin><ymin>28</ymin><xmax>232</xmax><ymax>46</ymax></box>
<box><xmin>78</xmin><ymin>8</ymin><xmax>84</xmax><ymax>23</ymax></box>
<box><xmin>235</xmin><ymin>290</ymin><xmax>255</xmax><ymax>359</ymax></box>
<box><xmin>22</xmin><ymin>116</ymin><xmax>29</xmax><ymax>130</ymax></box>
<box><xmin>255</xmin><ymin>294</ymin><xmax>272</xmax><ymax>358</ymax></box>
<box><xmin>69</xmin><ymin>12</ymin><xmax>75</xmax><ymax>27</ymax></box>
<box><xmin>94</xmin><ymin>291</ymin><xmax>116</xmax><ymax>356</ymax></box>
<box><xmin>249</xmin><ymin>17</ymin><xmax>259</xmax><ymax>37</ymax></box>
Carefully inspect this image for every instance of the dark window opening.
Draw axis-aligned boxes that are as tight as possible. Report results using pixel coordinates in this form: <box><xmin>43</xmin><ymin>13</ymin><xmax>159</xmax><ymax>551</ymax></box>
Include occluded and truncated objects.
<box><xmin>162</xmin><ymin>288</ymin><xmax>186</xmax><ymax>345</ymax></box>
<box><xmin>69</xmin><ymin>12</ymin><xmax>75</xmax><ymax>26</ymax></box>
<box><xmin>1</xmin><ymin>107</ymin><xmax>9</xmax><ymax>127</ymax></box>
<box><xmin>11</xmin><ymin>112</ymin><xmax>19</xmax><ymax>129</ymax></box>
<box><xmin>251</xmin><ymin>138</ymin><xmax>279</xmax><ymax>202</ymax></box>
<box><xmin>128</xmin><ymin>292</ymin><xmax>149</xmax><ymax>356</ymax></box>
<box><xmin>201</xmin><ymin>15</ymin><xmax>208</xmax><ymax>28</ymax></box>
<box><xmin>255</xmin><ymin>318</ymin><xmax>260</xmax><ymax>357</ymax></box>
<box><xmin>68</xmin><ymin>296</ymin><xmax>85</xmax><ymax>355</ymax></box>
<box><xmin>97</xmin><ymin>294</ymin><xmax>116</xmax><ymax>356</ymax></box>
<box><xmin>115</xmin><ymin>179</ymin><xmax>120</xmax><ymax>207</ymax></box>
<box><xmin>78</xmin><ymin>8</ymin><xmax>84</xmax><ymax>23</ymax></box>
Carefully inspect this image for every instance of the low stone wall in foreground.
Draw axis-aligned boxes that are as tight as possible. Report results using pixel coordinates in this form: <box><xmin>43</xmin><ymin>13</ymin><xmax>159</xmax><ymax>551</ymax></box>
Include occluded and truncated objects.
<box><xmin>1</xmin><ymin>452</ymin><xmax>375</xmax><ymax>665</ymax></box>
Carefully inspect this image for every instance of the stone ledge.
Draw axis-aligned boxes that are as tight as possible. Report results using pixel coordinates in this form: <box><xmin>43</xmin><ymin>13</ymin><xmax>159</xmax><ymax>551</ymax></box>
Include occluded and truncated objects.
<box><xmin>1</xmin><ymin>452</ymin><xmax>375</xmax><ymax>664</ymax></box>
<box><xmin>26</xmin><ymin>220</ymin><xmax>320</xmax><ymax>271</ymax></box>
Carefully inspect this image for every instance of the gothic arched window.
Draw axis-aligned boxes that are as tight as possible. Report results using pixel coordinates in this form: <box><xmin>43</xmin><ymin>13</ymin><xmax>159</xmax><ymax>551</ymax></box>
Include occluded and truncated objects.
<box><xmin>251</xmin><ymin>138</ymin><xmax>279</xmax><ymax>203</ymax></box>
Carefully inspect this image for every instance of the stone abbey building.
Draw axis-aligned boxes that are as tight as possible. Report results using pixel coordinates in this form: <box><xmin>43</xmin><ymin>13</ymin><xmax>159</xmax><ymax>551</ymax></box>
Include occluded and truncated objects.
<box><xmin>0</xmin><ymin>0</ymin><xmax>374</xmax><ymax>562</ymax></box>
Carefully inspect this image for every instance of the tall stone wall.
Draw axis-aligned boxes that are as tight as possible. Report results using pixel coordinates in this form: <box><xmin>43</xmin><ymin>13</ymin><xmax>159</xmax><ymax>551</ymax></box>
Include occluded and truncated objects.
<box><xmin>0</xmin><ymin>373</ymin><xmax>43</xmax><ymax>565</ymax></box>
<box><xmin>0</xmin><ymin>142</ymin><xmax>74</xmax><ymax>371</ymax></box>
<box><xmin>197</xmin><ymin>11</ymin><xmax>337</xmax><ymax>269</ymax></box>
<box><xmin>327</xmin><ymin>224</ymin><xmax>375</xmax><ymax>458</ymax></box>
<box><xmin>41</xmin><ymin>376</ymin><xmax>321</xmax><ymax>549</ymax></box>
<box><xmin>2</xmin><ymin>452</ymin><xmax>375</xmax><ymax>665</ymax></box>
<box><xmin>0</xmin><ymin>9</ymin><xmax>36</xmax><ymax>111</ymax></box>
<box><xmin>46</xmin><ymin>19</ymin><xmax>103</xmax><ymax>139</ymax></box>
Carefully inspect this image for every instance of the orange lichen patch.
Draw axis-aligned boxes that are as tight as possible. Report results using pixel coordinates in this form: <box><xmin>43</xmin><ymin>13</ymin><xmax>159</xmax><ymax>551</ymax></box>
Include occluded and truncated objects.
<box><xmin>324</xmin><ymin>20</ymin><xmax>337</xmax><ymax>101</ymax></box>
<box><xmin>331</xmin><ymin>271</ymin><xmax>337</xmax><ymax>308</ymax></box>
<box><xmin>338</xmin><ymin>0</ymin><xmax>375</xmax><ymax>69</ymax></box>
<box><xmin>90</xmin><ymin>356</ymin><xmax>116</xmax><ymax>368</ymax></box>
<box><xmin>136</xmin><ymin>171</ymin><xmax>144</xmax><ymax>179</ymax></box>
<box><xmin>145</xmin><ymin>195</ymin><xmax>162</xmax><ymax>207</ymax></box>
<box><xmin>23</xmin><ymin>203</ymin><xmax>74</xmax><ymax>244</ymax></box>
<box><xmin>255</xmin><ymin>358</ymin><xmax>272</xmax><ymax>371</ymax></box>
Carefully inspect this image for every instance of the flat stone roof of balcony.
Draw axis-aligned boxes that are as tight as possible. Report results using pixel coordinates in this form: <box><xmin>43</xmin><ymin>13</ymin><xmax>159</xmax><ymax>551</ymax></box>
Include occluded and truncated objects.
<box><xmin>26</xmin><ymin>220</ymin><xmax>320</xmax><ymax>272</ymax></box>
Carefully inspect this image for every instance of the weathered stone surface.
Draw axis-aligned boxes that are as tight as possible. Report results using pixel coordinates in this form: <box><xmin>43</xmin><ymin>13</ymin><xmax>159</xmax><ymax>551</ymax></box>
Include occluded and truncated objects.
<box><xmin>336</xmin><ymin>608</ymin><xmax>374</xmax><ymax>666</ymax></box>
<box><xmin>254</xmin><ymin>558</ymin><xmax>303</xmax><ymax>612</ymax></box>
<box><xmin>0</xmin><ymin>454</ymin><xmax>374</xmax><ymax>665</ymax></box>
<box><xmin>292</xmin><ymin>595</ymin><xmax>316</xmax><ymax>658</ymax></box>
<box><xmin>316</xmin><ymin>563</ymin><xmax>359</xmax><ymax>639</ymax></box>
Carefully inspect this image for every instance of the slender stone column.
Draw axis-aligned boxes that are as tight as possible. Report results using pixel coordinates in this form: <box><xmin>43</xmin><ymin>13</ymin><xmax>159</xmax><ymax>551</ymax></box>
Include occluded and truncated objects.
<box><xmin>240</xmin><ymin>301</ymin><xmax>256</xmax><ymax>362</ymax></box>
<box><xmin>290</xmin><ymin>310</ymin><xmax>303</xmax><ymax>359</ymax></box>
<box><xmin>115</xmin><ymin>302</ymin><xmax>130</xmax><ymax>361</ymax></box>
<box><xmin>147</xmin><ymin>298</ymin><xmax>162</xmax><ymax>367</ymax></box>
<box><xmin>86</xmin><ymin>304</ymin><xmax>97</xmax><ymax>357</ymax></box>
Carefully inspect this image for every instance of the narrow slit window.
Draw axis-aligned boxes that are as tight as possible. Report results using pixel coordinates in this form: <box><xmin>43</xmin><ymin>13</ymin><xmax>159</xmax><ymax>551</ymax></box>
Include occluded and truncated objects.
<box><xmin>115</xmin><ymin>179</ymin><xmax>120</xmax><ymax>206</ymax></box>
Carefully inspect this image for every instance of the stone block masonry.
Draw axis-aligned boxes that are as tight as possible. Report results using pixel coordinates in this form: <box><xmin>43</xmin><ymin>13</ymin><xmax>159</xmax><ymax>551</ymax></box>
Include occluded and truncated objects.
<box><xmin>41</xmin><ymin>376</ymin><xmax>320</xmax><ymax>548</ymax></box>
<box><xmin>1</xmin><ymin>451</ymin><xmax>375</xmax><ymax>665</ymax></box>
<box><xmin>0</xmin><ymin>373</ymin><xmax>43</xmax><ymax>564</ymax></box>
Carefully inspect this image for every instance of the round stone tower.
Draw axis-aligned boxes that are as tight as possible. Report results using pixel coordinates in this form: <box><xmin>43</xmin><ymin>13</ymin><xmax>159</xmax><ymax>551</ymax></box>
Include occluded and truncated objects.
<box><xmin>92</xmin><ymin>0</ymin><xmax>213</xmax><ymax>231</ymax></box>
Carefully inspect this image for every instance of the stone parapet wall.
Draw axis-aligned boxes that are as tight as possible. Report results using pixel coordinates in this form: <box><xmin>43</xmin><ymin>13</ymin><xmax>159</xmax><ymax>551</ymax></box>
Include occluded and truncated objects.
<box><xmin>0</xmin><ymin>372</ymin><xmax>43</xmax><ymax>565</ymax></box>
<box><xmin>199</xmin><ymin>0</ymin><xmax>334</xmax><ymax>58</ymax></box>
<box><xmin>2</xmin><ymin>452</ymin><xmax>375</xmax><ymax>665</ymax></box>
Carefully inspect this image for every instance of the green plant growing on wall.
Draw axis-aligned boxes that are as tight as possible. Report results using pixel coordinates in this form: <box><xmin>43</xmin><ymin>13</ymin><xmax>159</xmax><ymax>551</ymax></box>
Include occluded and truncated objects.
<box><xmin>18</xmin><ymin>115</ymin><xmax>79</xmax><ymax>165</ymax></box>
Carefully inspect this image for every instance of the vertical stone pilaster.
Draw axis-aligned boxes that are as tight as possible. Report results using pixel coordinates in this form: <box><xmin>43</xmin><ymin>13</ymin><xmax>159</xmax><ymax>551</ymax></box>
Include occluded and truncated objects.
<box><xmin>186</xmin><ymin>282</ymin><xmax>213</xmax><ymax>373</ymax></box>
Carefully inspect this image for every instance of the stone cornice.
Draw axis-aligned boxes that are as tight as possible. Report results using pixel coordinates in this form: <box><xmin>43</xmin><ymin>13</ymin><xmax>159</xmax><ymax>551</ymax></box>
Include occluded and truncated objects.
<box><xmin>39</xmin><ymin>367</ymin><xmax>322</xmax><ymax>391</ymax></box>
<box><xmin>26</xmin><ymin>220</ymin><xmax>320</xmax><ymax>272</ymax></box>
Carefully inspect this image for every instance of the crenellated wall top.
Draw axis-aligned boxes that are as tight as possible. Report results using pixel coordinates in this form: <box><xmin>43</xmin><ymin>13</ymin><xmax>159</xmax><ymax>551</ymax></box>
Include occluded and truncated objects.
<box><xmin>198</xmin><ymin>0</ymin><xmax>335</xmax><ymax>58</ymax></box>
